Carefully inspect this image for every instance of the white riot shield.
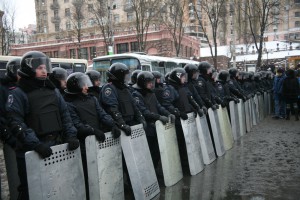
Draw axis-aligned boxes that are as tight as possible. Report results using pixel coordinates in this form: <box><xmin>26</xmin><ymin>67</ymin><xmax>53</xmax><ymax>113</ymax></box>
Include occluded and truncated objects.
<box><xmin>244</xmin><ymin>100</ymin><xmax>251</xmax><ymax>133</ymax></box>
<box><xmin>217</xmin><ymin>107</ymin><xmax>234</xmax><ymax>151</ymax></box>
<box><xmin>25</xmin><ymin>143</ymin><xmax>86</xmax><ymax>200</ymax></box>
<box><xmin>180</xmin><ymin>113</ymin><xmax>205</xmax><ymax>175</ymax></box>
<box><xmin>254</xmin><ymin>95</ymin><xmax>259</xmax><ymax>124</ymax></box>
<box><xmin>120</xmin><ymin>124</ymin><xmax>160</xmax><ymax>200</ymax></box>
<box><xmin>229</xmin><ymin>101</ymin><xmax>241</xmax><ymax>140</ymax></box>
<box><xmin>237</xmin><ymin>101</ymin><xmax>246</xmax><ymax>137</ymax></box>
<box><xmin>207</xmin><ymin>108</ymin><xmax>225</xmax><ymax>157</ymax></box>
<box><xmin>264</xmin><ymin>92</ymin><xmax>268</xmax><ymax>117</ymax></box>
<box><xmin>155</xmin><ymin>120</ymin><xmax>183</xmax><ymax>187</ymax></box>
<box><xmin>195</xmin><ymin>115</ymin><xmax>216</xmax><ymax>165</ymax></box>
<box><xmin>85</xmin><ymin>133</ymin><xmax>123</xmax><ymax>200</ymax></box>
<box><xmin>162</xmin><ymin>179</ymin><xmax>184</xmax><ymax>200</ymax></box>
<box><xmin>248</xmin><ymin>98</ymin><xmax>253</xmax><ymax>128</ymax></box>
<box><xmin>4</xmin><ymin>144</ymin><xmax>20</xmax><ymax>200</ymax></box>
<box><xmin>259</xmin><ymin>94</ymin><xmax>264</xmax><ymax>120</ymax></box>
<box><xmin>268</xmin><ymin>93</ymin><xmax>272</xmax><ymax>115</ymax></box>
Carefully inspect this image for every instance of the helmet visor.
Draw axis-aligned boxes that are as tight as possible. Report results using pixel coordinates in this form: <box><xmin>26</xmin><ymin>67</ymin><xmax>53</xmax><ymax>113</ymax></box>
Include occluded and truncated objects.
<box><xmin>78</xmin><ymin>74</ymin><xmax>93</xmax><ymax>88</ymax></box>
<box><xmin>25</xmin><ymin>57</ymin><xmax>52</xmax><ymax>73</ymax></box>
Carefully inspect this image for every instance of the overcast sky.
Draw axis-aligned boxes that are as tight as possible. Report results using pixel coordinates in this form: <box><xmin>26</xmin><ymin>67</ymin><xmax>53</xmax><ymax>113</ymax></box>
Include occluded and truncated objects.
<box><xmin>0</xmin><ymin>0</ymin><xmax>36</xmax><ymax>29</ymax></box>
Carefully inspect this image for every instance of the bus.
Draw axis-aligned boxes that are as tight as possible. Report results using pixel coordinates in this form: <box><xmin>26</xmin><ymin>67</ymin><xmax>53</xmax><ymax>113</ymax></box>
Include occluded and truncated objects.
<box><xmin>92</xmin><ymin>53</ymin><xmax>199</xmax><ymax>83</ymax></box>
<box><xmin>0</xmin><ymin>56</ymin><xmax>87</xmax><ymax>77</ymax></box>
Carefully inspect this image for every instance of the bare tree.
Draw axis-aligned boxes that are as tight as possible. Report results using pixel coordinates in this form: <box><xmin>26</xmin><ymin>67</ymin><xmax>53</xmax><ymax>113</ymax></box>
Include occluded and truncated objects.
<box><xmin>242</xmin><ymin>0</ymin><xmax>281</xmax><ymax>69</ymax></box>
<box><xmin>1</xmin><ymin>0</ymin><xmax>16</xmax><ymax>55</ymax></box>
<box><xmin>194</xmin><ymin>0</ymin><xmax>227</xmax><ymax>67</ymax></box>
<box><xmin>129</xmin><ymin>0</ymin><xmax>160</xmax><ymax>52</ymax></box>
<box><xmin>161</xmin><ymin>0</ymin><xmax>186</xmax><ymax>57</ymax></box>
<box><xmin>70</xmin><ymin>0</ymin><xmax>86</xmax><ymax>59</ymax></box>
<box><xmin>92</xmin><ymin>0</ymin><xmax>113</xmax><ymax>55</ymax></box>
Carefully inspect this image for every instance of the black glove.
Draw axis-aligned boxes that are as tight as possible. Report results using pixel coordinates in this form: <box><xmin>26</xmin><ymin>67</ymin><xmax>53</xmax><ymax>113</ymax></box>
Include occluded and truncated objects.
<box><xmin>215</xmin><ymin>104</ymin><xmax>219</xmax><ymax>109</ymax></box>
<box><xmin>180</xmin><ymin>112</ymin><xmax>188</xmax><ymax>120</ymax></box>
<box><xmin>94</xmin><ymin>129</ymin><xmax>106</xmax><ymax>142</ymax></box>
<box><xmin>169</xmin><ymin>114</ymin><xmax>176</xmax><ymax>124</ymax></box>
<box><xmin>0</xmin><ymin>126</ymin><xmax>9</xmax><ymax>142</ymax></box>
<box><xmin>234</xmin><ymin>98</ymin><xmax>240</xmax><ymax>104</ymax></box>
<box><xmin>77</xmin><ymin>125</ymin><xmax>94</xmax><ymax>140</ymax></box>
<box><xmin>120</xmin><ymin>124</ymin><xmax>131</xmax><ymax>136</ymax></box>
<box><xmin>34</xmin><ymin>143</ymin><xmax>52</xmax><ymax>158</ymax></box>
<box><xmin>140</xmin><ymin>119</ymin><xmax>147</xmax><ymax>130</ymax></box>
<box><xmin>172</xmin><ymin>108</ymin><xmax>180</xmax><ymax>118</ymax></box>
<box><xmin>159</xmin><ymin>116</ymin><xmax>169</xmax><ymax>125</ymax></box>
<box><xmin>211</xmin><ymin>104</ymin><xmax>217</xmax><ymax>110</ymax></box>
<box><xmin>111</xmin><ymin>126</ymin><xmax>121</xmax><ymax>139</ymax></box>
<box><xmin>242</xmin><ymin>96</ymin><xmax>247</xmax><ymax>102</ymax></box>
<box><xmin>10</xmin><ymin>124</ymin><xmax>25</xmax><ymax>141</ymax></box>
<box><xmin>66</xmin><ymin>137</ymin><xmax>80</xmax><ymax>151</ymax></box>
<box><xmin>202</xmin><ymin>106</ymin><xmax>208</xmax><ymax>115</ymax></box>
<box><xmin>197</xmin><ymin>108</ymin><xmax>204</xmax><ymax>117</ymax></box>
<box><xmin>221</xmin><ymin>101</ymin><xmax>227</xmax><ymax>108</ymax></box>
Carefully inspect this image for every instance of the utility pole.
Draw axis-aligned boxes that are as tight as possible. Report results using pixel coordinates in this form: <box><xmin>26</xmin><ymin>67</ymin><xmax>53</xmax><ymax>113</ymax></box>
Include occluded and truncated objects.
<box><xmin>230</xmin><ymin>0</ymin><xmax>236</xmax><ymax>68</ymax></box>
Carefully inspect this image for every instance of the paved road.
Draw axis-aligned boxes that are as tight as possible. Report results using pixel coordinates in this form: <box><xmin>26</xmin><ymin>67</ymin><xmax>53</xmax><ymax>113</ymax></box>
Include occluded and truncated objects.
<box><xmin>1</xmin><ymin>116</ymin><xmax>299</xmax><ymax>200</ymax></box>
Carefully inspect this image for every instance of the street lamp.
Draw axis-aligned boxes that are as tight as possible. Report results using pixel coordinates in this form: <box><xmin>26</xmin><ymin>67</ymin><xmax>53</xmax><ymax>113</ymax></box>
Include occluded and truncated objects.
<box><xmin>107</xmin><ymin>4</ymin><xmax>116</xmax><ymax>55</ymax></box>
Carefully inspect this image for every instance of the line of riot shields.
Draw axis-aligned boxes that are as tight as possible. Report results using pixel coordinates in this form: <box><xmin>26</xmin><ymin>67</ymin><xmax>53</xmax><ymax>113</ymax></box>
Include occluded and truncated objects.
<box><xmin>3</xmin><ymin>93</ymin><xmax>273</xmax><ymax>200</ymax></box>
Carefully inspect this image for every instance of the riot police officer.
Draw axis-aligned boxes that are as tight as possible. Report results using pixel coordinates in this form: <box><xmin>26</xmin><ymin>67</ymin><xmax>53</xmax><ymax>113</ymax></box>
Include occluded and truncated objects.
<box><xmin>5</xmin><ymin>51</ymin><xmax>79</xmax><ymax>200</ymax></box>
<box><xmin>85</xmin><ymin>70</ymin><xmax>102</xmax><ymax>100</ymax></box>
<box><xmin>128</xmin><ymin>69</ymin><xmax>142</xmax><ymax>94</ymax></box>
<box><xmin>0</xmin><ymin>58</ymin><xmax>21</xmax><ymax>147</ymax></box>
<box><xmin>207</xmin><ymin>67</ymin><xmax>227</xmax><ymax>108</ymax></box>
<box><xmin>100</xmin><ymin>63</ymin><xmax>146</xmax><ymax>135</ymax></box>
<box><xmin>228</xmin><ymin>67</ymin><xmax>247</xmax><ymax>101</ymax></box>
<box><xmin>64</xmin><ymin>72</ymin><xmax>121</xmax><ymax>199</ymax></box>
<box><xmin>49</xmin><ymin>67</ymin><xmax>68</xmax><ymax>95</ymax></box>
<box><xmin>195</xmin><ymin>61</ymin><xmax>218</xmax><ymax>110</ymax></box>
<box><xmin>132</xmin><ymin>71</ymin><xmax>174</xmax><ymax>169</ymax></box>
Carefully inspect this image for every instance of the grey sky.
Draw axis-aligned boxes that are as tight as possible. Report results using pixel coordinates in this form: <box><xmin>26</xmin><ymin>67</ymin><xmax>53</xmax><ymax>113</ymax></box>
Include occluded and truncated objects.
<box><xmin>0</xmin><ymin>0</ymin><xmax>36</xmax><ymax>29</ymax></box>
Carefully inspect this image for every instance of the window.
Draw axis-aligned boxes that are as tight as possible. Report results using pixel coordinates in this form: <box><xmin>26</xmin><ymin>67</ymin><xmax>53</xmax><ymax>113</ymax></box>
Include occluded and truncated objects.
<box><xmin>127</xmin><ymin>13</ymin><xmax>133</xmax><ymax>21</ymax></box>
<box><xmin>66</xmin><ymin>21</ymin><xmax>71</xmax><ymax>30</ymax></box>
<box><xmin>89</xmin><ymin>46</ymin><xmax>96</xmax><ymax>60</ymax></box>
<box><xmin>44</xmin><ymin>26</ymin><xmax>47</xmax><ymax>33</ymax></box>
<box><xmin>130</xmin><ymin>42</ymin><xmax>139</xmax><ymax>52</ymax></box>
<box><xmin>54</xmin><ymin>10</ymin><xmax>58</xmax><ymax>18</ymax></box>
<box><xmin>88</xmin><ymin>18</ymin><xmax>95</xmax><ymax>27</ymax></box>
<box><xmin>53</xmin><ymin>51</ymin><xmax>58</xmax><ymax>58</ymax></box>
<box><xmin>43</xmin><ymin>13</ymin><xmax>47</xmax><ymax>20</ymax></box>
<box><xmin>78</xmin><ymin>48</ymin><xmax>88</xmax><ymax>60</ymax></box>
<box><xmin>41</xmin><ymin>0</ymin><xmax>45</xmax><ymax>5</ymax></box>
<box><xmin>70</xmin><ymin>49</ymin><xmax>76</xmax><ymax>58</ymax></box>
<box><xmin>88</xmin><ymin>4</ymin><xmax>93</xmax><ymax>12</ymax></box>
<box><xmin>114</xmin><ymin>14</ymin><xmax>120</xmax><ymax>23</ymax></box>
<box><xmin>65</xmin><ymin>8</ymin><xmax>70</xmax><ymax>17</ymax></box>
<box><xmin>116</xmin><ymin>43</ymin><xmax>129</xmax><ymax>53</ymax></box>
<box><xmin>296</xmin><ymin>12</ymin><xmax>300</xmax><ymax>17</ymax></box>
<box><xmin>295</xmin><ymin>21</ymin><xmax>300</xmax><ymax>27</ymax></box>
<box><xmin>55</xmin><ymin>23</ymin><xmax>60</xmax><ymax>32</ymax></box>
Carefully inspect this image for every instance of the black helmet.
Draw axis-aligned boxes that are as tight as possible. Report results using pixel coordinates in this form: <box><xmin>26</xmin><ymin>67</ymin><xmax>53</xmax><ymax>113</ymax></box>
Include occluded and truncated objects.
<box><xmin>218</xmin><ymin>70</ymin><xmax>229</xmax><ymax>82</ymax></box>
<box><xmin>165</xmin><ymin>72</ymin><xmax>170</xmax><ymax>84</ymax></box>
<box><xmin>107</xmin><ymin>63</ymin><xmax>130</xmax><ymax>83</ymax></box>
<box><xmin>228</xmin><ymin>67</ymin><xmax>238</xmax><ymax>78</ymax></box>
<box><xmin>49</xmin><ymin>67</ymin><xmax>68</xmax><ymax>88</ymax></box>
<box><xmin>238</xmin><ymin>71</ymin><xmax>245</xmax><ymax>80</ymax></box>
<box><xmin>136</xmin><ymin>71</ymin><xmax>155</xmax><ymax>89</ymax></box>
<box><xmin>130</xmin><ymin>69</ymin><xmax>142</xmax><ymax>85</ymax></box>
<box><xmin>248</xmin><ymin>71</ymin><xmax>254</xmax><ymax>81</ymax></box>
<box><xmin>151</xmin><ymin>71</ymin><xmax>164</xmax><ymax>85</ymax></box>
<box><xmin>19</xmin><ymin>51</ymin><xmax>52</xmax><ymax>78</ymax></box>
<box><xmin>184</xmin><ymin>64</ymin><xmax>198</xmax><ymax>80</ymax></box>
<box><xmin>209</xmin><ymin>67</ymin><xmax>218</xmax><ymax>80</ymax></box>
<box><xmin>5</xmin><ymin>57</ymin><xmax>21</xmax><ymax>82</ymax></box>
<box><xmin>86</xmin><ymin>70</ymin><xmax>101</xmax><ymax>85</ymax></box>
<box><xmin>198</xmin><ymin>61</ymin><xmax>211</xmax><ymax>75</ymax></box>
<box><xmin>254</xmin><ymin>72</ymin><xmax>261</xmax><ymax>81</ymax></box>
<box><xmin>169</xmin><ymin>68</ymin><xmax>187</xmax><ymax>85</ymax></box>
<box><xmin>65</xmin><ymin>72</ymin><xmax>93</xmax><ymax>94</ymax></box>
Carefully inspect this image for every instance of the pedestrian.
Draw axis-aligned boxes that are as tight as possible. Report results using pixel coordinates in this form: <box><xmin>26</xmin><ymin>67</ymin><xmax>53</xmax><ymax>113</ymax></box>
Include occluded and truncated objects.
<box><xmin>272</xmin><ymin>67</ymin><xmax>286</xmax><ymax>119</ymax></box>
<box><xmin>5</xmin><ymin>51</ymin><xmax>79</xmax><ymax>200</ymax></box>
<box><xmin>64</xmin><ymin>72</ymin><xmax>121</xmax><ymax>199</ymax></box>
<box><xmin>282</xmin><ymin>69</ymin><xmax>300</xmax><ymax>120</ymax></box>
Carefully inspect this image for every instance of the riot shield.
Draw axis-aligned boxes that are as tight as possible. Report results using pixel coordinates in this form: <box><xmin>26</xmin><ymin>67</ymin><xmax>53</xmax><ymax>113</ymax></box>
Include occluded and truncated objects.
<box><xmin>237</xmin><ymin>101</ymin><xmax>246</xmax><ymax>137</ymax></box>
<box><xmin>254</xmin><ymin>95</ymin><xmax>259</xmax><ymax>124</ymax></box>
<box><xmin>3</xmin><ymin>144</ymin><xmax>20</xmax><ymax>200</ymax></box>
<box><xmin>25</xmin><ymin>143</ymin><xmax>86</xmax><ymax>200</ymax></box>
<box><xmin>229</xmin><ymin>101</ymin><xmax>241</xmax><ymax>140</ymax></box>
<box><xmin>217</xmin><ymin>107</ymin><xmax>234</xmax><ymax>151</ymax></box>
<box><xmin>244</xmin><ymin>100</ymin><xmax>251</xmax><ymax>133</ymax></box>
<box><xmin>264</xmin><ymin>92</ymin><xmax>268</xmax><ymax>117</ymax></box>
<box><xmin>207</xmin><ymin>108</ymin><xmax>225</xmax><ymax>157</ymax></box>
<box><xmin>120</xmin><ymin>124</ymin><xmax>160</xmax><ymax>200</ymax></box>
<box><xmin>195</xmin><ymin>115</ymin><xmax>216</xmax><ymax>165</ymax></box>
<box><xmin>155</xmin><ymin>120</ymin><xmax>183</xmax><ymax>187</ymax></box>
<box><xmin>259</xmin><ymin>94</ymin><xmax>264</xmax><ymax>121</ymax></box>
<box><xmin>85</xmin><ymin>133</ymin><xmax>124</xmax><ymax>200</ymax></box>
<box><xmin>180</xmin><ymin>113</ymin><xmax>205</xmax><ymax>175</ymax></box>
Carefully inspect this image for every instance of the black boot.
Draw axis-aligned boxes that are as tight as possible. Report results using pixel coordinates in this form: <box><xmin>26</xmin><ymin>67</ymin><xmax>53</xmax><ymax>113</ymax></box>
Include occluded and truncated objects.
<box><xmin>286</xmin><ymin>109</ymin><xmax>290</xmax><ymax>120</ymax></box>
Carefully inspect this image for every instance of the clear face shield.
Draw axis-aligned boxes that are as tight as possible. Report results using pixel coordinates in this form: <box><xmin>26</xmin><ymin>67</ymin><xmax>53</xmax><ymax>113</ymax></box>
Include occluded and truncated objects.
<box><xmin>124</xmin><ymin>73</ymin><xmax>131</xmax><ymax>84</ymax></box>
<box><xmin>146</xmin><ymin>79</ymin><xmax>155</xmax><ymax>90</ymax></box>
<box><xmin>25</xmin><ymin>57</ymin><xmax>52</xmax><ymax>73</ymax></box>
<box><xmin>212</xmin><ymin>72</ymin><xmax>218</xmax><ymax>82</ymax></box>
<box><xmin>78</xmin><ymin>75</ymin><xmax>93</xmax><ymax>89</ymax></box>
<box><xmin>192</xmin><ymin>71</ymin><xmax>199</xmax><ymax>80</ymax></box>
<box><xmin>180</xmin><ymin>73</ymin><xmax>187</xmax><ymax>84</ymax></box>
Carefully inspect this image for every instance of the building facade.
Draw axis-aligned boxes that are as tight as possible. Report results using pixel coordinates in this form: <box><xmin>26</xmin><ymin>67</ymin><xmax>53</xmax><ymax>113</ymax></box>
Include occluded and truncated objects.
<box><xmin>0</xmin><ymin>10</ymin><xmax>4</xmax><ymax>55</ymax></box>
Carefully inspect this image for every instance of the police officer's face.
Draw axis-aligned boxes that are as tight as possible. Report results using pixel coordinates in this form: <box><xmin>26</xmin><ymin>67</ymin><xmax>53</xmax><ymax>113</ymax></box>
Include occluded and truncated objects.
<box><xmin>146</xmin><ymin>81</ymin><xmax>154</xmax><ymax>90</ymax></box>
<box><xmin>94</xmin><ymin>80</ymin><xmax>101</xmax><ymax>87</ymax></box>
<box><xmin>82</xmin><ymin>85</ymin><xmax>89</xmax><ymax>94</ymax></box>
<box><xmin>180</xmin><ymin>76</ymin><xmax>186</xmax><ymax>84</ymax></box>
<box><xmin>60</xmin><ymin>80</ymin><xmax>67</xmax><ymax>89</ymax></box>
<box><xmin>35</xmin><ymin>65</ymin><xmax>47</xmax><ymax>79</ymax></box>
<box><xmin>192</xmin><ymin>72</ymin><xmax>199</xmax><ymax>80</ymax></box>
